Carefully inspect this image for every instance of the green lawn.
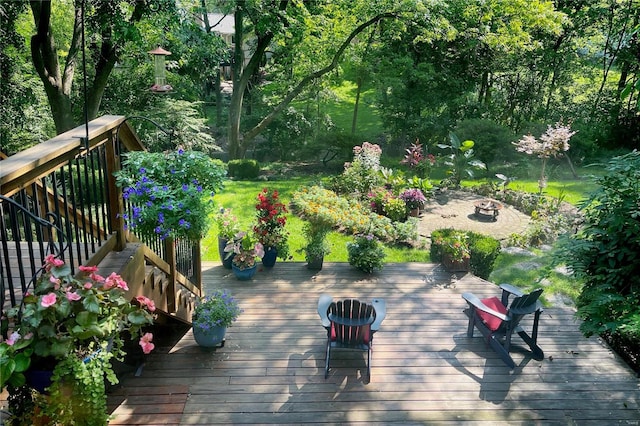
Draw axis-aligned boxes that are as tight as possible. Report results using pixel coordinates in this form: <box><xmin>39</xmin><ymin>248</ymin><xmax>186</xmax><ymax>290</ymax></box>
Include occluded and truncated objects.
<box><xmin>201</xmin><ymin>178</ymin><xmax>430</xmax><ymax>263</ymax></box>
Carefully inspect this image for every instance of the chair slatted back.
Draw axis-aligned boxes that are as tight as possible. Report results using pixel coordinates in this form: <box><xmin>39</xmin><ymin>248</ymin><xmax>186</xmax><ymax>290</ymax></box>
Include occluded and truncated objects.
<box><xmin>507</xmin><ymin>288</ymin><xmax>543</xmax><ymax>320</ymax></box>
<box><xmin>328</xmin><ymin>299</ymin><xmax>375</xmax><ymax>347</ymax></box>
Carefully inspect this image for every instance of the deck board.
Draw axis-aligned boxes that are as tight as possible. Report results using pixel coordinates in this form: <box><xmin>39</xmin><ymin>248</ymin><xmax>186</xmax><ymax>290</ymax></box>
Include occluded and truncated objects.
<box><xmin>104</xmin><ymin>262</ymin><xmax>639</xmax><ymax>425</ymax></box>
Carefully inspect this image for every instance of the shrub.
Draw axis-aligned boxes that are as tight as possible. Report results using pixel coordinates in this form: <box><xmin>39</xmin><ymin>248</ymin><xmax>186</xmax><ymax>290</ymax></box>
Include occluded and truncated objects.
<box><xmin>557</xmin><ymin>150</ymin><xmax>640</xmax><ymax>341</ymax></box>
<box><xmin>430</xmin><ymin>229</ymin><xmax>501</xmax><ymax>279</ymax></box>
<box><xmin>347</xmin><ymin>234</ymin><xmax>386</xmax><ymax>273</ymax></box>
<box><xmin>329</xmin><ymin>142</ymin><xmax>383</xmax><ymax>197</ymax></box>
<box><xmin>228</xmin><ymin>159</ymin><xmax>260</xmax><ymax>179</ymax></box>
<box><xmin>290</xmin><ymin>185</ymin><xmax>418</xmax><ymax>244</ymax></box>
<box><xmin>383</xmin><ymin>197</ymin><xmax>407</xmax><ymax>222</ymax></box>
<box><xmin>467</xmin><ymin>232</ymin><xmax>501</xmax><ymax>280</ymax></box>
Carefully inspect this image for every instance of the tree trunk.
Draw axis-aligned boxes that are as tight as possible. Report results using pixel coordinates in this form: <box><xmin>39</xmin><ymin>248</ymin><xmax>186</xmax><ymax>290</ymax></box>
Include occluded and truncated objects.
<box><xmin>30</xmin><ymin>0</ymin><xmax>149</xmax><ymax>135</ymax></box>
<box><xmin>351</xmin><ymin>76</ymin><xmax>362</xmax><ymax>135</ymax></box>
<box><xmin>30</xmin><ymin>1</ymin><xmax>78</xmax><ymax>133</ymax></box>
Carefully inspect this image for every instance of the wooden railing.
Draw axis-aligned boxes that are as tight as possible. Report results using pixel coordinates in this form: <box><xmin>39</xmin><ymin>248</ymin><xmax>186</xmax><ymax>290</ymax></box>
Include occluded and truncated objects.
<box><xmin>0</xmin><ymin>115</ymin><xmax>200</xmax><ymax>324</ymax></box>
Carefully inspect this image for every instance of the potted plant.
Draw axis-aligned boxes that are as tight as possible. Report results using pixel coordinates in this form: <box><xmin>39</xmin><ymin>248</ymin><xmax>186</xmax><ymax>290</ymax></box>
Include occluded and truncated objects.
<box><xmin>347</xmin><ymin>234</ymin><xmax>386</xmax><ymax>274</ymax></box>
<box><xmin>224</xmin><ymin>231</ymin><xmax>264</xmax><ymax>280</ymax></box>
<box><xmin>114</xmin><ymin>148</ymin><xmax>226</xmax><ymax>241</ymax></box>
<box><xmin>399</xmin><ymin>188</ymin><xmax>427</xmax><ymax>217</ymax></box>
<box><xmin>192</xmin><ymin>289</ymin><xmax>243</xmax><ymax>348</ymax></box>
<box><xmin>434</xmin><ymin>233</ymin><xmax>471</xmax><ymax>272</ymax></box>
<box><xmin>0</xmin><ymin>255</ymin><xmax>156</xmax><ymax>424</ymax></box>
<box><xmin>214</xmin><ymin>208</ymin><xmax>240</xmax><ymax>269</ymax></box>
<box><xmin>253</xmin><ymin>188</ymin><xmax>289</xmax><ymax>267</ymax></box>
<box><xmin>301</xmin><ymin>222</ymin><xmax>331</xmax><ymax>270</ymax></box>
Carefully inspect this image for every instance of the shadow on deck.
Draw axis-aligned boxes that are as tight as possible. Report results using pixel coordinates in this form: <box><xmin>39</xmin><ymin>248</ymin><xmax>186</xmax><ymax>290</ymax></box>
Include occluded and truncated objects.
<box><xmin>105</xmin><ymin>262</ymin><xmax>638</xmax><ymax>424</ymax></box>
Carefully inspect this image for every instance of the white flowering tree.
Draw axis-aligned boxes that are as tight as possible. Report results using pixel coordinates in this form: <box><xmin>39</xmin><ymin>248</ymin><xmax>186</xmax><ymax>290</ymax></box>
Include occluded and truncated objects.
<box><xmin>513</xmin><ymin>122</ymin><xmax>577</xmax><ymax>193</ymax></box>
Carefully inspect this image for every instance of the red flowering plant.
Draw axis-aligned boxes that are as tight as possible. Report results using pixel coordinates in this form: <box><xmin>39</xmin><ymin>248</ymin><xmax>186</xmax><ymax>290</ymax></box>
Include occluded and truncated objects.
<box><xmin>253</xmin><ymin>188</ymin><xmax>290</xmax><ymax>260</ymax></box>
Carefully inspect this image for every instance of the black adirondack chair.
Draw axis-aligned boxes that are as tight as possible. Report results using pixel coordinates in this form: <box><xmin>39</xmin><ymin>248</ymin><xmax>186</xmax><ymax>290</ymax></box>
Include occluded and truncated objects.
<box><xmin>317</xmin><ymin>294</ymin><xmax>386</xmax><ymax>381</ymax></box>
<box><xmin>462</xmin><ymin>284</ymin><xmax>544</xmax><ymax>369</ymax></box>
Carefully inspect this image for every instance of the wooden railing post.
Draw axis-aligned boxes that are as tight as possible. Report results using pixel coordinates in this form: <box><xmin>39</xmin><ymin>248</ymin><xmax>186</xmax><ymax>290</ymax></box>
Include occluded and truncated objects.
<box><xmin>194</xmin><ymin>240</ymin><xmax>202</xmax><ymax>291</ymax></box>
<box><xmin>105</xmin><ymin>128</ymin><xmax>126</xmax><ymax>251</ymax></box>
<box><xmin>165</xmin><ymin>237</ymin><xmax>177</xmax><ymax>314</ymax></box>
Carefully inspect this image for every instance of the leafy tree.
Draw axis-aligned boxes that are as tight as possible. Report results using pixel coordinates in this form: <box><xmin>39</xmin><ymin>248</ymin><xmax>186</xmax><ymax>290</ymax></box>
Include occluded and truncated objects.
<box><xmin>27</xmin><ymin>0</ymin><xmax>178</xmax><ymax>134</ymax></box>
<box><xmin>223</xmin><ymin>0</ymin><xmax>431</xmax><ymax>159</ymax></box>
<box><xmin>0</xmin><ymin>1</ymin><xmax>54</xmax><ymax>154</ymax></box>
<box><xmin>557</xmin><ymin>150</ymin><xmax>640</xmax><ymax>343</ymax></box>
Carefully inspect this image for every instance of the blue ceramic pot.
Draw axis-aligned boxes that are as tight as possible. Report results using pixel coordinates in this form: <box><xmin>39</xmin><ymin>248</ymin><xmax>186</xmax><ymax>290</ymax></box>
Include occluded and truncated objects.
<box><xmin>219</xmin><ymin>237</ymin><xmax>234</xmax><ymax>269</ymax></box>
<box><xmin>193</xmin><ymin>325</ymin><xmax>227</xmax><ymax>348</ymax></box>
<box><xmin>262</xmin><ymin>247</ymin><xmax>277</xmax><ymax>268</ymax></box>
<box><xmin>232</xmin><ymin>264</ymin><xmax>257</xmax><ymax>280</ymax></box>
<box><xmin>25</xmin><ymin>369</ymin><xmax>54</xmax><ymax>394</ymax></box>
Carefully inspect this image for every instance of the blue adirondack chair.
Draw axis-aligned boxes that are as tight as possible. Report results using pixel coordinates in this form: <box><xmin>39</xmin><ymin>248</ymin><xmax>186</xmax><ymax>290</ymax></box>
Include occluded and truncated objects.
<box><xmin>462</xmin><ymin>284</ymin><xmax>544</xmax><ymax>369</ymax></box>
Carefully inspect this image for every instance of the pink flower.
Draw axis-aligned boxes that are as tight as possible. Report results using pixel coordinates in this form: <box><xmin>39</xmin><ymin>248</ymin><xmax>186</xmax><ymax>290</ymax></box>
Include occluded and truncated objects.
<box><xmin>135</xmin><ymin>296</ymin><xmax>156</xmax><ymax>312</ymax></box>
<box><xmin>104</xmin><ymin>272</ymin><xmax>129</xmax><ymax>291</ymax></box>
<box><xmin>41</xmin><ymin>293</ymin><xmax>57</xmax><ymax>308</ymax></box>
<box><xmin>43</xmin><ymin>254</ymin><xmax>65</xmax><ymax>271</ymax></box>
<box><xmin>66</xmin><ymin>291</ymin><xmax>81</xmax><ymax>301</ymax></box>
<box><xmin>79</xmin><ymin>265</ymin><xmax>99</xmax><ymax>273</ymax></box>
<box><xmin>139</xmin><ymin>333</ymin><xmax>155</xmax><ymax>354</ymax></box>
<box><xmin>90</xmin><ymin>272</ymin><xmax>105</xmax><ymax>283</ymax></box>
<box><xmin>84</xmin><ymin>282</ymin><xmax>93</xmax><ymax>289</ymax></box>
<box><xmin>49</xmin><ymin>275</ymin><xmax>61</xmax><ymax>289</ymax></box>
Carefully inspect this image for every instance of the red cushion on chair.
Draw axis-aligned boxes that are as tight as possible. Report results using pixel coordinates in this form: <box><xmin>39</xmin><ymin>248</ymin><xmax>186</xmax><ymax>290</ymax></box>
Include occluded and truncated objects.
<box><xmin>330</xmin><ymin>323</ymin><xmax>371</xmax><ymax>344</ymax></box>
<box><xmin>477</xmin><ymin>297</ymin><xmax>507</xmax><ymax>331</ymax></box>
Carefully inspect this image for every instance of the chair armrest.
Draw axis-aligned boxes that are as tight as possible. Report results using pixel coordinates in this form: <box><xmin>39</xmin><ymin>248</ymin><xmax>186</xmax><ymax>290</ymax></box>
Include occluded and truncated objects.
<box><xmin>371</xmin><ymin>298</ymin><xmax>386</xmax><ymax>332</ymax></box>
<box><xmin>500</xmin><ymin>283</ymin><xmax>524</xmax><ymax>297</ymax></box>
<box><xmin>317</xmin><ymin>294</ymin><xmax>333</xmax><ymax>328</ymax></box>
<box><xmin>462</xmin><ymin>292</ymin><xmax>509</xmax><ymax>322</ymax></box>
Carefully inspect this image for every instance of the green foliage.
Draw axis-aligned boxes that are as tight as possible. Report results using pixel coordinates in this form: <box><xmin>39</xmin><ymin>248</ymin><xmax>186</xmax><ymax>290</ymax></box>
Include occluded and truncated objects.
<box><xmin>115</xmin><ymin>150</ymin><xmax>226</xmax><ymax>240</ymax></box>
<box><xmin>431</xmin><ymin>229</ymin><xmax>501</xmax><ymax>279</ymax></box>
<box><xmin>557</xmin><ymin>151</ymin><xmax>640</xmax><ymax>340</ymax></box>
<box><xmin>454</xmin><ymin>119</ymin><xmax>516</xmax><ymax>165</ymax></box>
<box><xmin>143</xmin><ymin>99</ymin><xmax>219</xmax><ymax>153</ymax></box>
<box><xmin>228</xmin><ymin>159</ymin><xmax>261</xmax><ymax>180</ymax></box>
<box><xmin>437</xmin><ymin>133</ymin><xmax>486</xmax><ymax>187</ymax></box>
<box><xmin>382</xmin><ymin>197</ymin><xmax>407</xmax><ymax>222</ymax></box>
<box><xmin>43</xmin><ymin>346</ymin><xmax>113</xmax><ymax>425</ymax></box>
<box><xmin>301</xmin><ymin>221</ymin><xmax>332</xmax><ymax>262</ymax></box>
<box><xmin>290</xmin><ymin>185</ymin><xmax>418</xmax><ymax>244</ymax></box>
<box><xmin>347</xmin><ymin>234</ymin><xmax>386</xmax><ymax>274</ymax></box>
<box><xmin>467</xmin><ymin>232</ymin><xmax>502</xmax><ymax>280</ymax></box>
<box><xmin>192</xmin><ymin>290</ymin><xmax>243</xmax><ymax>330</ymax></box>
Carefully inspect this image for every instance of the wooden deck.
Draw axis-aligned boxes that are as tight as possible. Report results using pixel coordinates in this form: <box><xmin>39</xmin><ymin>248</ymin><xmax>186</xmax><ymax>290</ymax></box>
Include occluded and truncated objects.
<box><xmin>105</xmin><ymin>262</ymin><xmax>640</xmax><ymax>425</ymax></box>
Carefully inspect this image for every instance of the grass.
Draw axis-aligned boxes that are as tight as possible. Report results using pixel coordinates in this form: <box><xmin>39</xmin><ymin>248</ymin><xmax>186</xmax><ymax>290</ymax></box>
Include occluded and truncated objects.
<box><xmin>201</xmin><ymin>178</ymin><xmax>430</xmax><ymax>263</ymax></box>
<box><xmin>488</xmin><ymin>249</ymin><xmax>582</xmax><ymax>307</ymax></box>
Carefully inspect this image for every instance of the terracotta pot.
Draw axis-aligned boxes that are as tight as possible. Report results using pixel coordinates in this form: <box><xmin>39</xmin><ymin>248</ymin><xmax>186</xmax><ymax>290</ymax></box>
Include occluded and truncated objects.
<box><xmin>442</xmin><ymin>254</ymin><xmax>470</xmax><ymax>272</ymax></box>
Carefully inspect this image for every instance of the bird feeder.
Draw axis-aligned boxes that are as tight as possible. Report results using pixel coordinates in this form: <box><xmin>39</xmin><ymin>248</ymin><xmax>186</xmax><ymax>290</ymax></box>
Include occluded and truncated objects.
<box><xmin>148</xmin><ymin>46</ymin><xmax>172</xmax><ymax>93</ymax></box>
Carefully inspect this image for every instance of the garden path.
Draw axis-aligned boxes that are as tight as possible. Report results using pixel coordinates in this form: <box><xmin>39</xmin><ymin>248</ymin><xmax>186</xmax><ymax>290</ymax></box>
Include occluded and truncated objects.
<box><xmin>418</xmin><ymin>190</ymin><xmax>531</xmax><ymax>242</ymax></box>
